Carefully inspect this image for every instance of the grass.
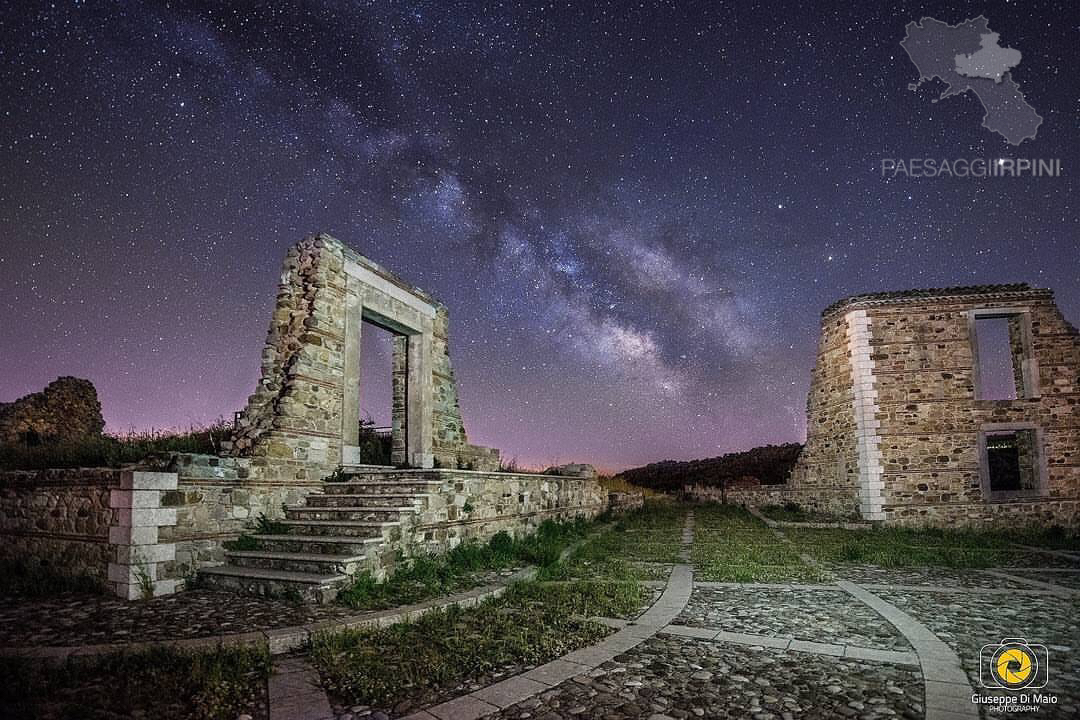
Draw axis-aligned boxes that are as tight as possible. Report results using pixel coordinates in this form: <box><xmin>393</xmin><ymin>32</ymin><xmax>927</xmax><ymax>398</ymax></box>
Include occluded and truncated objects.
<box><xmin>758</xmin><ymin>502</ymin><xmax>861</xmax><ymax>524</ymax></box>
<box><xmin>691</xmin><ymin>503</ymin><xmax>826</xmax><ymax>582</ymax></box>
<box><xmin>313</xmin><ymin>579</ymin><xmax>644</xmax><ymax>709</ymax></box>
<box><xmin>597</xmin><ymin>474</ymin><xmax>659</xmax><ymax>497</ymax></box>
<box><xmin>690</xmin><ymin>501</ymin><xmax>1080</xmax><ymax>577</ymax></box>
<box><xmin>0</xmin><ymin>421</ymin><xmax>232</xmax><ymax>470</ymax></box>
<box><xmin>788</xmin><ymin>524</ymin><xmax>1080</xmax><ymax>568</ymax></box>
<box><xmin>0</xmin><ymin>643</ymin><xmax>270</xmax><ymax>720</ymax></box>
<box><xmin>315</xmin><ymin>502</ymin><xmax>685</xmax><ymax>711</ymax></box>
<box><xmin>541</xmin><ymin>500</ymin><xmax>685</xmax><ymax>582</ymax></box>
<box><xmin>0</xmin><ymin>559</ymin><xmax>105</xmax><ymax>598</ymax></box>
<box><xmin>337</xmin><ymin>517</ymin><xmax>593</xmax><ymax>610</ymax></box>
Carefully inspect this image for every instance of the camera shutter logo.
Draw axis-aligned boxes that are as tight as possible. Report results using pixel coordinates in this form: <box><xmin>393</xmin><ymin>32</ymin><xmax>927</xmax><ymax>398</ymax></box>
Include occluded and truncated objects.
<box><xmin>980</xmin><ymin>638</ymin><xmax>1048</xmax><ymax>690</ymax></box>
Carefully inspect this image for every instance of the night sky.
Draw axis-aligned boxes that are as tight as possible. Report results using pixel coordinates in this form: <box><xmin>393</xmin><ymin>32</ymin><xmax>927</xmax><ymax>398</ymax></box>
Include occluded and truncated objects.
<box><xmin>1</xmin><ymin>1</ymin><xmax>1076</xmax><ymax>470</ymax></box>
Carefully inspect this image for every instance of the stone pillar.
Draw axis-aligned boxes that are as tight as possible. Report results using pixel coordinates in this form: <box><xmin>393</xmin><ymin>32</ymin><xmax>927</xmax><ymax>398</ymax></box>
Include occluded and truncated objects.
<box><xmin>407</xmin><ymin>329</ymin><xmax>435</xmax><ymax>468</ymax></box>
<box><xmin>107</xmin><ymin>471</ymin><xmax>179</xmax><ymax>600</ymax></box>
<box><xmin>845</xmin><ymin>310</ymin><xmax>885</xmax><ymax>521</ymax></box>
<box><xmin>341</xmin><ymin>276</ymin><xmax>363</xmax><ymax>452</ymax></box>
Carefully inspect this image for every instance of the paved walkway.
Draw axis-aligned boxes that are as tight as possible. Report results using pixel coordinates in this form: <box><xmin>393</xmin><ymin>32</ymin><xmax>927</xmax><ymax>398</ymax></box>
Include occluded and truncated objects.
<box><xmin>357</xmin><ymin>511</ymin><xmax>1077</xmax><ymax>720</ymax></box>
<box><xmin>270</xmin><ymin>655</ymin><xmax>335</xmax><ymax>720</ymax></box>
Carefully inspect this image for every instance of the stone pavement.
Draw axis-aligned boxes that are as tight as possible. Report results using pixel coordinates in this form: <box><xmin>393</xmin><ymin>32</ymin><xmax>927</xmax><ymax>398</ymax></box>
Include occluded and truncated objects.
<box><xmin>270</xmin><ymin>655</ymin><xmax>335</xmax><ymax>720</ymax></box>
<box><xmin>339</xmin><ymin>515</ymin><xmax>1078</xmax><ymax>720</ymax></box>
<box><xmin>0</xmin><ymin>569</ymin><xmax>531</xmax><ymax>663</ymax></box>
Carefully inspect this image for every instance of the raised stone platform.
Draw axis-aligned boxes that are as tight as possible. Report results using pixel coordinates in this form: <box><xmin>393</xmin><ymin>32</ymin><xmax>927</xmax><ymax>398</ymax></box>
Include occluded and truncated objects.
<box><xmin>197</xmin><ymin>466</ymin><xmax>606</xmax><ymax>602</ymax></box>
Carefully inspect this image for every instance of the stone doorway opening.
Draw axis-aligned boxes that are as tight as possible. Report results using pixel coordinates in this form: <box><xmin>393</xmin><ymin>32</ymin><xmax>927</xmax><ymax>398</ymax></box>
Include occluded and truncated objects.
<box><xmin>355</xmin><ymin>318</ymin><xmax>398</xmax><ymax>466</ymax></box>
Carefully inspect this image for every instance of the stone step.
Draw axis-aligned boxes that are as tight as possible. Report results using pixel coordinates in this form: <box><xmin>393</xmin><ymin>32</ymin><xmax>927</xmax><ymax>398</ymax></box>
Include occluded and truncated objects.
<box><xmin>198</xmin><ymin>564</ymin><xmax>345</xmax><ymax>603</ymax></box>
<box><xmin>280</xmin><ymin>519</ymin><xmax>400</xmax><ymax>538</ymax></box>
<box><xmin>251</xmin><ymin>534</ymin><xmax>382</xmax><ymax>555</ymax></box>
<box><xmin>226</xmin><ymin>550</ymin><xmax>368</xmax><ymax>576</ymax></box>
<box><xmin>305</xmin><ymin>493</ymin><xmax>428</xmax><ymax>508</ymax></box>
<box><xmin>285</xmin><ymin>505</ymin><xmax>412</xmax><ymax>522</ymax></box>
<box><xmin>322</xmin><ymin>480</ymin><xmax>442</xmax><ymax>496</ymax></box>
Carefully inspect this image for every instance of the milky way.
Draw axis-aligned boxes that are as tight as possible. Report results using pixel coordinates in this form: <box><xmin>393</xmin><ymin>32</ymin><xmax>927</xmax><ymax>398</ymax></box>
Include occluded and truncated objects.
<box><xmin>1</xmin><ymin>1</ymin><xmax>1076</xmax><ymax>470</ymax></box>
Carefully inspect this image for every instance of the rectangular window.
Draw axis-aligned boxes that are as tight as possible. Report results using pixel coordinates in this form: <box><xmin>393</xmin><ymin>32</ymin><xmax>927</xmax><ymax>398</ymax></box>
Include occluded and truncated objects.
<box><xmin>971</xmin><ymin>310</ymin><xmax>1036</xmax><ymax>400</ymax></box>
<box><xmin>974</xmin><ymin>317</ymin><xmax>1017</xmax><ymax>399</ymax></box>
<box><xmin>980</xmin><ymin>427</ymin><xmax>1043</xmax><ymax>500</ymax></box>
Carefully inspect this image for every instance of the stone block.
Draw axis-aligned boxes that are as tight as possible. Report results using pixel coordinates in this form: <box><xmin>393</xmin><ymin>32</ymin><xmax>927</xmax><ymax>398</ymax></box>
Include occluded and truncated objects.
<box><xmin>114</xmin><ymin>507</ymin><xmax>177</xmax><ymax>527</ymax></box>
<box><xmin>108</xmin><ymin>561</ymin><xmax>158</xmax><ymax>584</ymax></box>
<box><xmin>119</xmin><ymin>471</ymin><xmax>178</xmax><ymax>491</ymax></box>
<box><xmin>109</xmin><ymin>489</ymin><xmax>161</xmax><ymax>509</ymax></box>
<box><xmin>109</xmin><ymin>524</ymin><xmax>158</xmax><ymax>545</ymax></box>
<box><xmin>115</xmin><ymin>543</ymin><xmax>175</xmax><ymax>564</ymax></box>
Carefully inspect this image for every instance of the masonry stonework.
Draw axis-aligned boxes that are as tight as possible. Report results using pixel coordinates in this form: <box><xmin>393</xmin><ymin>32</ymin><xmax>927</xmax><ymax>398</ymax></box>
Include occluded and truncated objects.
<box><xmin>783</xmin><ymin>285</ymin><xmax>1080</xmax><ymax>527</ymax></box>
<box><xmin>228</xmin><ymin>233</ymin><xmax>499</xmax><ymax>473</ymax></box>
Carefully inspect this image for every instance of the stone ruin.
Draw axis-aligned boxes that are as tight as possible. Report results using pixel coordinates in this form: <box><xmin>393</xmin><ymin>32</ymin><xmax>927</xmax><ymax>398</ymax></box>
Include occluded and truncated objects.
<box><xmin>0</xmin><ymin>376</ymin><xmax>105</xmax><ymax>446</ymax></box>
<box><xmin>0</xmin><ymin>234</ymin><xmax>607</xmax><ymax>602</ymax></box>
<box><xmin>775</xmin><ymin>284</ymin><xmax>1080</xmax><ymax>526</ymax></box>
<box><xmin>228</xmin><ymin>233</ymin><xmax>499</xmax><ymax>473</ymax></box>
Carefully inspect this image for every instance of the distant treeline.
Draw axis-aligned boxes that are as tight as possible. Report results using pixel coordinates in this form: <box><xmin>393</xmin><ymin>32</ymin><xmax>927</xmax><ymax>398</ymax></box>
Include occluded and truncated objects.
<box><xmin>614</xmin><ymin>443</ymin><xmax>803</xmax><ymax>493</ymax></box>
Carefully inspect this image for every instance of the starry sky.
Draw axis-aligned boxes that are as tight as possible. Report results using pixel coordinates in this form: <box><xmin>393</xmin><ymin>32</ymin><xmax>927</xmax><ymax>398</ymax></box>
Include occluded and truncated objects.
<box><xmin>1</xmin><ymin>1</ymin><xmax>1076</xmax><ymax>471</ymax></box>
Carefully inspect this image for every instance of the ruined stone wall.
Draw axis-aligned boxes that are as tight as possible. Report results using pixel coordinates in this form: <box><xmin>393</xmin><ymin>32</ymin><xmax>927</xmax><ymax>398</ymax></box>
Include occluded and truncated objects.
<box><xmin>400</xmin><ymin>470</ymin><xmax>606</xmax><ymax>557</ymax></box>
<box><xmin>154</xmin><ymin>453</ymin><xmax>320</xmax><ymax>581</ymax></box>
<box><xmin>784</xmin><ymin>286</ymin><xmax>1080</xmax><ymax>527</ymax></box>
<box><xmin>0</xmin><ymin>469</ymin><xmax>183</xmax><ymax>598</ymax></box>
<box><xmin>230</xmin><ymin>233</ymin><xmax>498</xmax><ymax>474</ymax></box>
<box><xmin>687</xmin><ymin>484</ymin><xmax>856</xmax><ymax>516</ymax></box>
<box><xmin>785</xmin><ymin>310</ymin><xmax>862</xmax><ymax>517</ymax></box>
<box><xmin>163</xmin><ymin>459</ymin><xmax>602</xmax><ymax>581</ymax></box>
<box><xmin>0</xmin><ymin>376</ymin><xmax>105</xmax><ymax>444</ymax></box>
<box><xmin>0</xmin><ymin>468</ymin><xmax>118</xmax><ymax>582</ymax></box>
<box><xmin>866</xmin><ymin>292</ymin><xmax>1080</xmax><ymax>526</ymax></box>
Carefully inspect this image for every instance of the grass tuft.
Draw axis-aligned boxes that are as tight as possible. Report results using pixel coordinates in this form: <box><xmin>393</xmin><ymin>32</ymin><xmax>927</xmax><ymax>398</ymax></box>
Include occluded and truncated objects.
<box><xmin>337</xmin><ymin>518</ymin><xmax>592</xmax><ymax>610</ymax></box>
<box><xmin>0</xmin><ymin>559</ymin><xmax>105</xmax><ymax>598</ymax></box>
<box><xmin>314</xmin><ymin>580</ymin><xmax>643</xmax><ymax>708</ymax></box>
<box><xmin>0</xmin><ymin>643</ymin><xmax>269</xmax><ymax>720</ymax></box>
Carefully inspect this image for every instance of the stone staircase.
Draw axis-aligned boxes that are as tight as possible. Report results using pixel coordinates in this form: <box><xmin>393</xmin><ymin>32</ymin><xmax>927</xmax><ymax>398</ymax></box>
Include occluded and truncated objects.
<box><xmin>199</xmin><ymin>470</ymin><xmax>441</xmax><ymax>602</ymax></box>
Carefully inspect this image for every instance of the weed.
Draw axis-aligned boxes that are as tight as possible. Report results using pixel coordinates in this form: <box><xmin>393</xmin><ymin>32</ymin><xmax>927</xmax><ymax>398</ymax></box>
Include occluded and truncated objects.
<box><xmin>324</xmin><ymin>466</ymin><xmax>348</xmax><ymax>483</ymax></box>
<box><xmin>133</xmin><ymin>561</ymin><xmax>156</xmax><ymax>600</ymax></box>
<box><xmin>337</xmin><ymin>518</ymin><xmax>592</xmax><ymax>610</ymax></box>
<box><xmin>0</xmin><ymin>643</ymin><xmax>269</xmax><ymax>719</ymax></box>
<box><xmin>313</xmin><ymin>579</ymin><xmax>643</xmax><ymax>708</ymax></box>
<box><xmin>223</xmin><ymin>534</ymin><xmax>260</xmax><ymax>552</ymax></box>
<box><xmin>254</xmin><ymin>513</ymin><xmax>289</xmax><ymax>535</ymax></box>
<box><xmin>0</xmin><ymin>559</ymin><xmax>105</xmax><ymax>598</ymax></box>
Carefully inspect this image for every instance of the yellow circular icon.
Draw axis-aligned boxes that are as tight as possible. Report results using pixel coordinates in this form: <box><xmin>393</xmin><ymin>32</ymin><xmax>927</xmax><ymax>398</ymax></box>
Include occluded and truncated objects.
<box><xmin>992</xmin><ymin>645</ymin><xmax>1036</xmax><ymax>688</ymax></box>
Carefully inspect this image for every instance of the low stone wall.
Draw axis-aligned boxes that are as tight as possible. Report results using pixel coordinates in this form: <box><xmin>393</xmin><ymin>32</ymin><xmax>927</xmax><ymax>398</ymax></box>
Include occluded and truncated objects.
<box><xmin>686</xmin><ymin>483</ymin><xmax>1080</xmax><ymax>529</ymax></box>
<box><xmin>401</xmin><ymin>469</ymin><xmax>607</xmax><ymax>557</ymax></box>
<box><xmin>607</xmin><ymin>491</ymin><xmax>645</xmax><ymax>513</ymax></box>
<box><xmin>685</xmin><ymin>484</ymin><xmax>859</xmax><ymax>517</ymax></box>
<box><xmin>1</xmin><ymin>459</ymin><xmax>608</xmax><ymax>594</ymax></box>
<box><xmin>0</xmin><ymin>468</ymin><xmax>119</xmax><ymax>583</ymax></box>
<box><xmin>164</xmin><ymin>461</ymin><xmax>608</xmax><ymax>581</ymax></box>
<box><xmin>884</xmin><ymin>498</ymin><xmax>1080</xmax><ymax>528</ymax></box>
<box><xmin>0</xmin><ymin>468</ymin><xmax>181</xmax><ymax>598</ymax></box>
